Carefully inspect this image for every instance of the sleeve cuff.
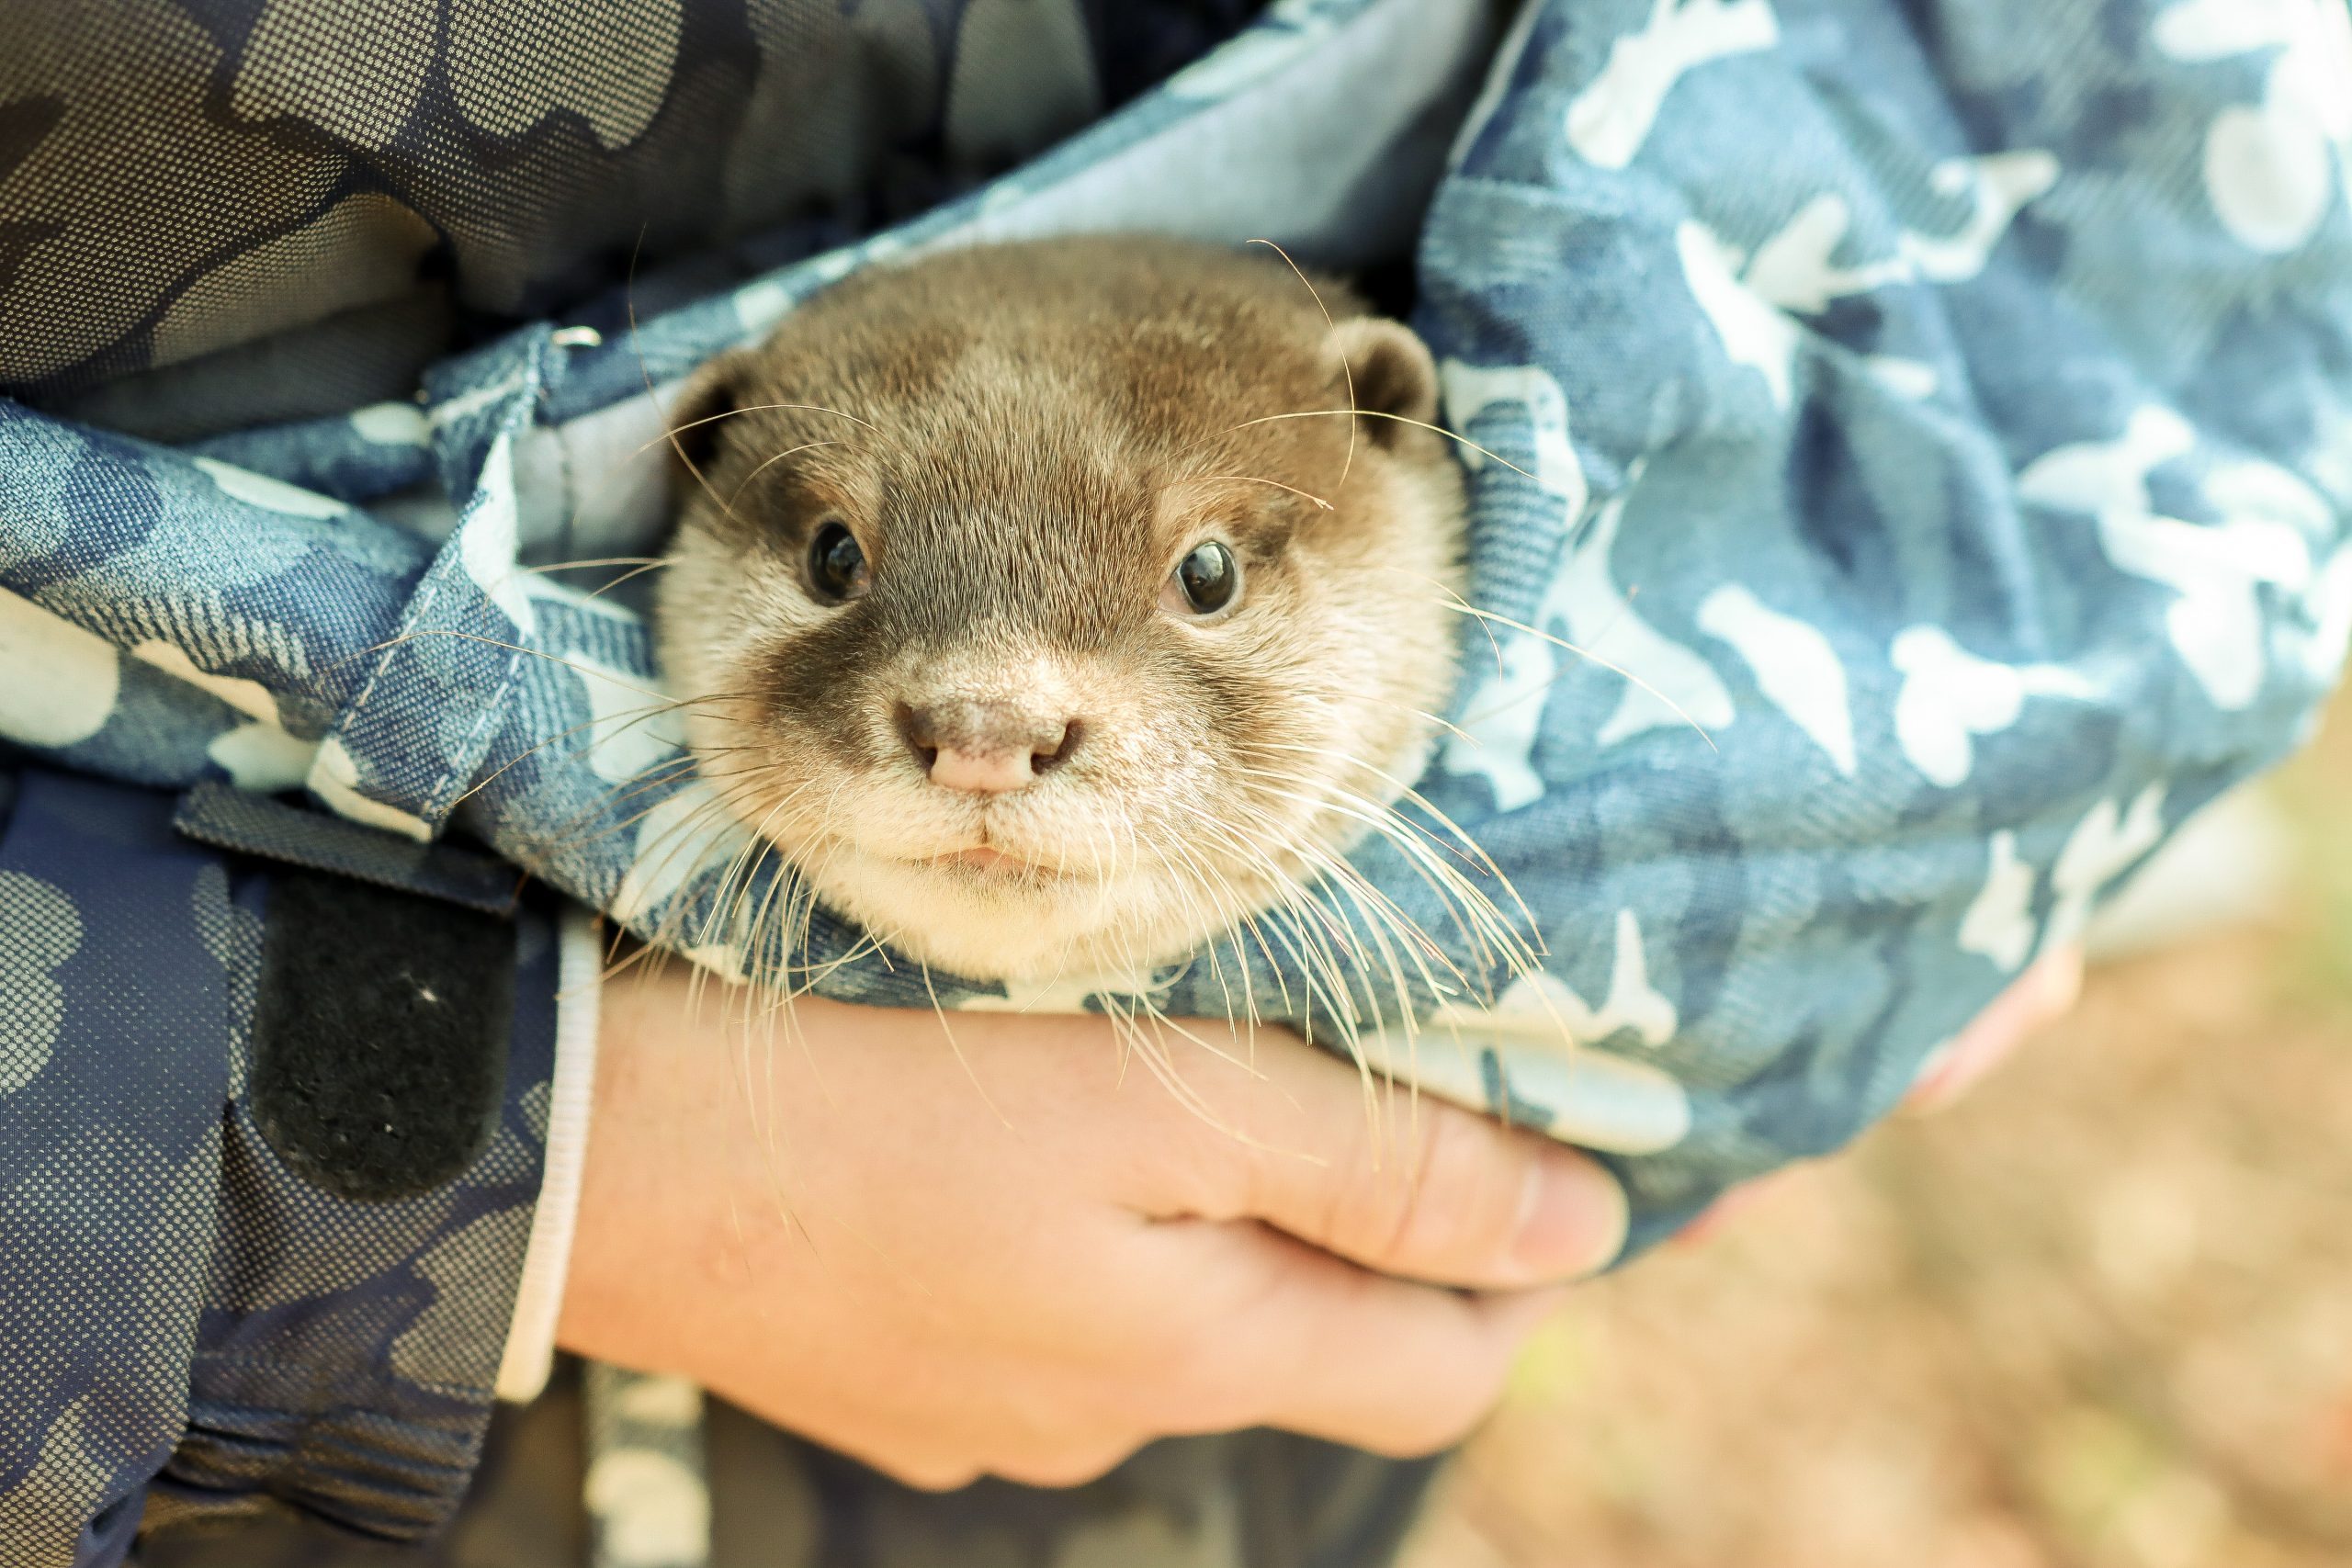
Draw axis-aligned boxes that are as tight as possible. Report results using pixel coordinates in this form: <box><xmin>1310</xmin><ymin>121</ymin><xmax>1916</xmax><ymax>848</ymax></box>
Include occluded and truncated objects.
<box><xmin>496</xmin><ymin>905</ymin><xmax>605</xmax><ymax>1403</ymax></box>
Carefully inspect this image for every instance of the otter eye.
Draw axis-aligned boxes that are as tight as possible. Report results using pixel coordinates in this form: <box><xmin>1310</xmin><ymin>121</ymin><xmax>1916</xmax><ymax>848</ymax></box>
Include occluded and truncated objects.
<box><xmin>1169</xmin><ymin>540</ymin><xmax>1238</xmax><ymax>615</ymax></box>
<box><xmin>807</xmin><ymin>519</ymin><xmax>870</xmax><ymax>604</ymax></box>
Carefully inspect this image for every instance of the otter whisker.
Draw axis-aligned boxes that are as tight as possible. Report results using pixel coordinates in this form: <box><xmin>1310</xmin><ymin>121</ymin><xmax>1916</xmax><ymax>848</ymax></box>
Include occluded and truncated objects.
<box><xmin>1370</xmin><ymin>566</ymin><xmax>1721</xmax><ymax>750</ymax></box>
<box><xmin>1145</xmin><ymin>837</ymin><xmax>1286</xmax><ymax>1076</ymax></box>
<box><xmin>1165</xmin><ymin>471</ymin><xmax>1335</xmax><ymax>513</ymax></box>
<box><xmin>739</xmin><ymin>816</ymin><xmax>813</xmax><ymax>999</ymax></box>
<box><xmin>634</xmin><ymin>260</ymin><xmax>739</xmax><ymax>529</ymax></box>
<box><xmin>1237</xmin><ymin>829</ymin><xmax>1440</xmax><ymax>1028</ymax></box>
<box><xmin>532</xmin><ymin>757</ymin><xmax>711</xmax><ymax>854</ymax></box>
<box><xmin>623</xmin><ymin>798</ymin><xmax>762</xmax><ymax>998</ymax></box>
<box><xmin>647</xmin><ymin>400</ymin><xmax>885</xmax><ymax>453</ymax></box>
<box><xmin>693</xmin><ymin>773</ymin><xmax>819</xmax><ymax>990</ymax></box>
<box><xmin>920</xmin><ymin>963</ymin><xmax>1015</xmax><ymax>1128</ymax></box>
<box><xmin>1241</xmin><ymin>856</ymin><xmax>1469</xmax><ymax>1164</ymax></box>
<box><xmin>1227</xmin><ymin>767</ymin><xmax>1581</xmax><ymax>1066</ymax></box>
<box><xmin>578</xmin><ymin>558</ymin><xmax>679</xmax><ymax>602</ymax></box>
<box><xmin>1206</xmin><ymin>774</ymin><xmax>1526</xmax><ymax>1010</ymax></box>
<box><xmin>524</xmin><ymin>556</ymin><xmax>668</xmax><ymax>573</ymax></box>
<box><xmin>1159</xmin><ymin>836</ymin><xmax>1329</xmax><ymax>1038</ymax></box>
<box><xmin>1244</xmin><ymin>738</ymin><xmax>1544</xmax><ymax>945</ymax></box>
<box><xmin>452</xmin><ymin>690</ymin><xmax>750</xmax><ymax>811</ymax></box>
<box><xmin>727</xmin><ymin>439</ymin><xmax>842</xmax><ymax>512</ymax></box>
<box><xmin>621</xmin><ymin>779</ymin><xmax>773</xmax><ymax>935</ymax></box>
<box><xmin>1094</xmin><ymin>995</ymin><xmax>1275</xmax><ymax>1148</ymax></box>
<box><xmin>333</xmin><ymin>628</ymin><xmax>683</xmax><ymax>708</ymax></box>
<box><xmin>1216</xmin><ymin>407</ymin><xmax>1539</xmax><ymax>484</ymax></box>
<box><xmin>1361</xmin><ymin>564</ymin><xmax>1507</xmax><ymax>670</ymax></box>
<box><xmin>510</xmin><ymin>554</ymin><xmax>678</xmax><ymax>605</ymax></box>
<box><xmin>1347</xmin><ymin>692</ymin><xmax>1480</xmax><ymax>750</ymax></box>
<box><xmin>1247</xmin><ymin>238</ymin><xmax>1359</xmax><ymax>498</ymax></box>
<box><xmin>1444</xmin><ymin>598</ymin><xmax>1720</xmax><ymax>750</ymax></box>
<box><xmin>1201</xmin><ymin>843</ymin><xmax>1375</xmax><ymax>1050</ymax></box>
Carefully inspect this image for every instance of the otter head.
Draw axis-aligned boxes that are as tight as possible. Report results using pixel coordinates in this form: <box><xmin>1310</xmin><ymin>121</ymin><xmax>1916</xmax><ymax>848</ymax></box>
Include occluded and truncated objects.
<box><xmin>655</xmin><ymin>236</ymin><xmax>1467</xmax><ymax>984</ymax></box>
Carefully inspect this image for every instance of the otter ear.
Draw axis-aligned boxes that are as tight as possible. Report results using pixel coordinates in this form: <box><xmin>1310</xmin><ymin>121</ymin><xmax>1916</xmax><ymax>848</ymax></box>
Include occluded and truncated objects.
<box><xmin>666</xmin><ymin>351</ymin><xmax>742</xmax><ymax>477</ymax></box>
<box><xmin>1331</xmin><ymin>316</ymin><xmax>1440</xmax><ymax>450</ymax></box>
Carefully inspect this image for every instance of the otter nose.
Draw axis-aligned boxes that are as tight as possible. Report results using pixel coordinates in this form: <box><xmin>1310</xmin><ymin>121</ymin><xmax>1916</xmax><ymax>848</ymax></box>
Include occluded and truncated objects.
<box><xmin>897</xmin><ymin>701</ymin><xmax>1080</xmax><ymax>794</ymax></box>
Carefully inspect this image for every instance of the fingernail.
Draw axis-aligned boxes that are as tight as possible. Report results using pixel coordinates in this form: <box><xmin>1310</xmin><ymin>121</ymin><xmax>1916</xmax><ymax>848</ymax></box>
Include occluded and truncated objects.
<box><xmin>1510</xmin><ymin>1150</ymin><xmax>1629</xmax><ymax>1281</ymax></box>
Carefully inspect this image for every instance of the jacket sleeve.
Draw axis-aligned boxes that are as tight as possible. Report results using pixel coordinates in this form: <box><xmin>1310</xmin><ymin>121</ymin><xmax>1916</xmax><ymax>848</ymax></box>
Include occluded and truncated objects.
<box><xmin>0</xmin><ymin>764</ymin><xmax>560</xmax><ymax>1565</ymax></box>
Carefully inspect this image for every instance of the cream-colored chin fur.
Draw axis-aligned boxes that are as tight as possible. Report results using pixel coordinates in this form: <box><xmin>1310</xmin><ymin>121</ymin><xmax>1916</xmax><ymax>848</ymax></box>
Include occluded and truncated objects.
<box><xmin>800</xmin><ymin>836</ymin><xmax>1266</xmax><ymax>985</ymax></box>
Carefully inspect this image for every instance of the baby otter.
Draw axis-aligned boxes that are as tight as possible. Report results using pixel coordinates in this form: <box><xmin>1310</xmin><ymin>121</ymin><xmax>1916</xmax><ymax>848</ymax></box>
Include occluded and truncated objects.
<box><xmin>655</xmin><ymin>235</ymin><xmax>1468</xmax><ymax>986</ymax></box>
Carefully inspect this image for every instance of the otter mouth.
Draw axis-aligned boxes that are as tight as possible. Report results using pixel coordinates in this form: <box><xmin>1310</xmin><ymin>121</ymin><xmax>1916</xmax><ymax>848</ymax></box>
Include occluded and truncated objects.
<box><xmin>918</xmin><ymin>844</ymin><xmax>1075</xmax><ymax>883</ymax></box>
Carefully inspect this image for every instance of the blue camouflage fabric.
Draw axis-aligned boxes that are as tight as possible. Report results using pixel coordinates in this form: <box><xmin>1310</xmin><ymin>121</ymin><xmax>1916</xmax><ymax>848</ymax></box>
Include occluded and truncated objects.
<box><xmin>2</xmin><ymin>0</ymin><xmax>2350</xmax><ymax>1558</ymax></box>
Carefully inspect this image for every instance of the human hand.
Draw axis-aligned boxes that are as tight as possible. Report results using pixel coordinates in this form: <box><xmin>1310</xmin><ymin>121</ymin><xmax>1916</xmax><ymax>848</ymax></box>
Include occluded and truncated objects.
<box><xmin>559</xmin><ymin>970</ymin><xmax>1628</xmax><ymax>1489</ymax></box>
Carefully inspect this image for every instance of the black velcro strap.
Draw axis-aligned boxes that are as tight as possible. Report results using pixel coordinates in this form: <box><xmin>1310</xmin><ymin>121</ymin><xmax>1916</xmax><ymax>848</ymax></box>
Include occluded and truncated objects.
<box><xmin>252</xmin><ymin>868</ymin><xmax>514</xmax><ymax>1203</ymax></box>
<box><xmin>175</xmin><ymin>781</ymin><xmax>522</xmax><ymax>917</ymax></box>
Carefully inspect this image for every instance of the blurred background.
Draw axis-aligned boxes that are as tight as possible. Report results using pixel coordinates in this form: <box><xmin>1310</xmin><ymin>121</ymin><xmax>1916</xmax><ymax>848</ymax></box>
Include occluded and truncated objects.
<box><xmin>1407</xmin><ymin>688</ymin><xmax>2352</xmax><ymax>1568</ymax></box>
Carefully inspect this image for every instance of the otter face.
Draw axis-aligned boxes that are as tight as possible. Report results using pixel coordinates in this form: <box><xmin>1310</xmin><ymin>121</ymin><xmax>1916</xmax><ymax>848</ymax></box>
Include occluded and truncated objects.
<box><xmin>654</xmin><ymin>237</ymin><xmax>1466</xmax><ymax>984</ymax></box>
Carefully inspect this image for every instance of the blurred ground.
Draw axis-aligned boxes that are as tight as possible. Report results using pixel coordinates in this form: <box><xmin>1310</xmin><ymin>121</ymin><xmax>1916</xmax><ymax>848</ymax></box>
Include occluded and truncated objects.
<box><xmin>1407</xmin><ymin>688</ymin><xmax>2352</xmax><ymax>1568</ymax></box>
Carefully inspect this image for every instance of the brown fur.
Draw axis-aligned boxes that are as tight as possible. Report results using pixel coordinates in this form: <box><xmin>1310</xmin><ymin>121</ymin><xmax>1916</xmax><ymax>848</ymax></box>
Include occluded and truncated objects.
<box><xmin>655</xmin><ymin>235</ymin><xmax>1467</xmax><ymax>985</ymax></box>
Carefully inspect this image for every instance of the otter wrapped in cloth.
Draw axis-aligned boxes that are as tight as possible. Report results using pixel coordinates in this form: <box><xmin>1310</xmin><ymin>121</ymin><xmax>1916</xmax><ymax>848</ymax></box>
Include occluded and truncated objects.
<box><xmin>2</xmin><ymin>0</ymin><xmax>2346</xmax><ymax>1259</ymax></box>
<box><xmin>656</xmin><ymin>236</ymin><xmax>1480</xmax><ymax>990</ymax></box>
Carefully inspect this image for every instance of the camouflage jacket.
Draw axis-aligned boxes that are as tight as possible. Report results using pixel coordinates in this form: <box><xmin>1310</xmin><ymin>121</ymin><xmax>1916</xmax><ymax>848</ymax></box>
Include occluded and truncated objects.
<box><xmin>3</xmin><ymin>0</ymin><xmax>2349</xmax><ymax>1561</ymax></box>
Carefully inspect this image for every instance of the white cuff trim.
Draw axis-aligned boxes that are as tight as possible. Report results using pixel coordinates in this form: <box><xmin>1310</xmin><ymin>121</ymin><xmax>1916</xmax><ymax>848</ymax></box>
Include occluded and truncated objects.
<box><xmin>496</xmin><ymin>906</ymin><xmax>605</xmax><ymax>1403</ymax></box>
